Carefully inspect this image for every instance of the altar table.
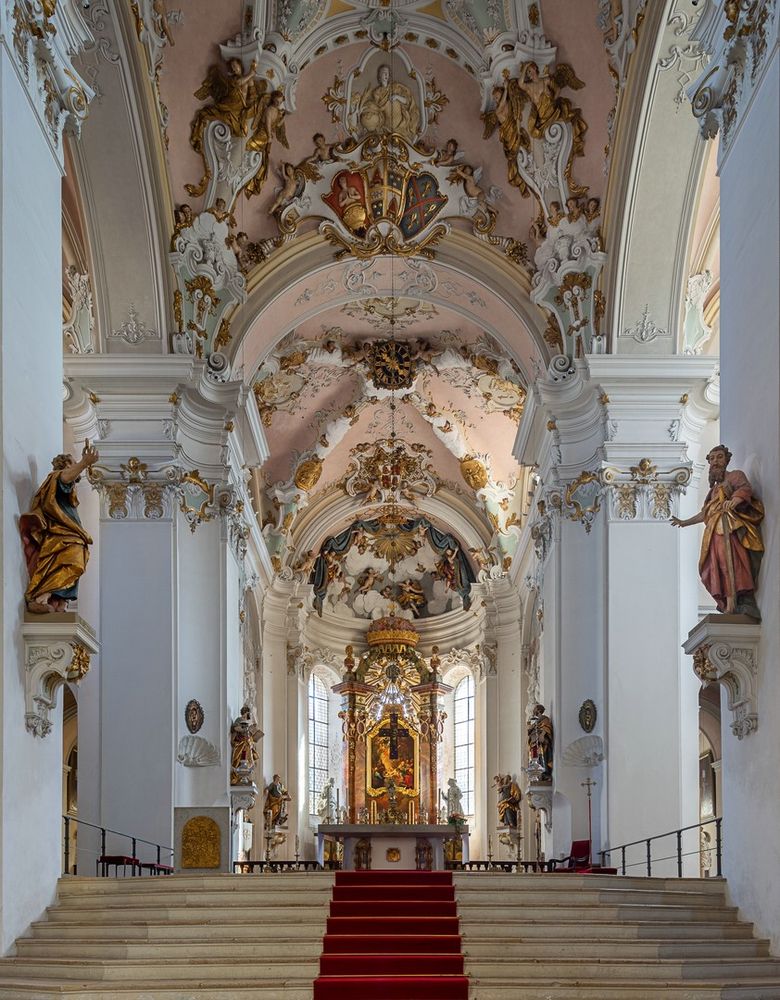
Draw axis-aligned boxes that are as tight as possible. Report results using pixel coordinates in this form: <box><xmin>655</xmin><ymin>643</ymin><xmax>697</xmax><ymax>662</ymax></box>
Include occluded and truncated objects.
<box><xmin>316</xmin><ymin>823</ymin><xmax>469</xmax><ymax>870</ymax></box>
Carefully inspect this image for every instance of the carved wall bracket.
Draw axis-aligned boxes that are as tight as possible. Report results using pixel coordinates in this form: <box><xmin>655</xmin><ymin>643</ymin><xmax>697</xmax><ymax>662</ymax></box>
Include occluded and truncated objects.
<box><xmin>526</xmin><ymin>785</ymin><xmax>553</xmax><ymax>833</ymax></box>
<box><xmin>22</xmin><ymin>614</ymin><xmax>99</xmax><ymax>737</ymax></box>
<box><xmin>683</xmin><ymin>614</ymin><xmax>761</xmax><ymax>739</ymax></box>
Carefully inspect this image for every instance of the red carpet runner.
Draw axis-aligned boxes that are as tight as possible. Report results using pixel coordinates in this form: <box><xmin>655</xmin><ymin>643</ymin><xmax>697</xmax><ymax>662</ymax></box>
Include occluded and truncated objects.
<box><xmin>313</xmin><ymin>869</ymin><xmax>468</xmax><ymax>999</ymax></box>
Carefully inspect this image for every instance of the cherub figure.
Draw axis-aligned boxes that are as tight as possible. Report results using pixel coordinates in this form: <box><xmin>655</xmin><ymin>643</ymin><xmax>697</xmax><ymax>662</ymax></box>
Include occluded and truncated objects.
<box><xmin>447</xmin><ymin>163</ymin><xmax>491</xmax><ymax>212</ymax></box>
<box><xmin>547</xmin><ymin>200</ymin><xmax>565</xmax><ymax>226</ymax></box>
<box><xmin>397</xmin><ymin>578</ymin><xmax>426</xmax><ymax>617</ymax></box>
<box><xmin>309</xmin><ymin>132</ymin><xmax>335</xmax><ymax>164</ymax></box>
<box><xmin>152</xmin><ymin>0</ymin><xmax>176</xmax><ymax>47</ymax></box>
<box><xmin>357</xmin><ymin>566</ymin><xmax>382</xmax><ymax>593</ymax></box>
<box><xmin>208</xmin><ymin>196</ymin><xmax>236</xmax><ymax>227</ymax></box>
<box><xmin>268</xmin><ymin>159</ymin><xmax>320</xmax><ymax>215</ymax></box>
<box><xmin>433</xmin><ymin>137</ymin><xmax>461</xmax><ymax>166</ymax></box>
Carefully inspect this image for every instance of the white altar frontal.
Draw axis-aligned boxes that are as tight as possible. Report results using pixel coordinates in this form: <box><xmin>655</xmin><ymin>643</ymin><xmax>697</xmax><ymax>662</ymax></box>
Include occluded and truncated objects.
<box><xmin>317</xmin><ymin>824</ymin><xmax>470</xmax><ymax>871</ymax></box>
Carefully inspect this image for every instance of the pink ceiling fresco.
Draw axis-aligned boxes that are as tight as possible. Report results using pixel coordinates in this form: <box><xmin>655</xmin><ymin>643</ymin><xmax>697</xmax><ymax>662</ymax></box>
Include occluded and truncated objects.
<box><xmin>158</xmin><ymin>3</ymin><xmax>616</xmax><ymax>249</ymax></box>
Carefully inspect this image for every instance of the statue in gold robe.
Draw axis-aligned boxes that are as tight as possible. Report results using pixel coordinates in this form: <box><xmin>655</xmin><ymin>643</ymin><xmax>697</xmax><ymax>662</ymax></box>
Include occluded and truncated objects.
<box><xmin>264</xmin><ymin>773</ymin><xmax>291</xmax><ymax>828</ymax></box>
<box><xmin>20</xmin><ymin>441</ymin><xmax>98</xmax><ymax>614</ymax></box>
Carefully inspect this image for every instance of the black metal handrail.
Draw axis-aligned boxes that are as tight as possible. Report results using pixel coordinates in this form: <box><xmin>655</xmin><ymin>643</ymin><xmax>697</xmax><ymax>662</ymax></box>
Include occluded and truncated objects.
<box><xmin>63</xmin><ymin>814</ymin><xmax>174</xmax><ymax>876</ymax></box>
<box><xmin>600</xmin><ymin>817</ymin><xmax>722</xmax><ymax>877</ymax></box>
<box><xmin>233</xmin><ymin>860</ymin><xmax>339</xmax><ymax>873</ymax></box>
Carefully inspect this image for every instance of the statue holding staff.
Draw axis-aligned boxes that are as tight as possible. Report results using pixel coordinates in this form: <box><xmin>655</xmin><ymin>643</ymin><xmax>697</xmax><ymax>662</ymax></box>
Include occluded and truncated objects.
<box><xmin>671</xmin><ymin>445</ymin><xmax>764</xmax><ymax>619</ymax></box>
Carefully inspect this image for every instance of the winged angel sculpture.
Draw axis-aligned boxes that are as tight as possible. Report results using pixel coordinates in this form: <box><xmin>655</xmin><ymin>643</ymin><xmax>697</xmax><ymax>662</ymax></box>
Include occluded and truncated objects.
<box><xmin>186</xmin><ymin>58</ymin><xmax>288</xmax><ymax>200</ymax></box>
<box><xmin>482</xmin><ymin>61</ymin><xmax>588</xmax><ymax>203</ymax></box>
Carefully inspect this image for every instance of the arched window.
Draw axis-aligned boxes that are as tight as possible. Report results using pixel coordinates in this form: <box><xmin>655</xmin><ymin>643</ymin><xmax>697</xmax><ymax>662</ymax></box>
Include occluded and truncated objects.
<box><xmin>453</xmin><ymin>675</ymin><xmax>475</xmax><ymax>816</ymax></box>
<box><xmin>308</xmin><ymin>673</ymin><xmax>329</xmax><ymax>814</ymax></box>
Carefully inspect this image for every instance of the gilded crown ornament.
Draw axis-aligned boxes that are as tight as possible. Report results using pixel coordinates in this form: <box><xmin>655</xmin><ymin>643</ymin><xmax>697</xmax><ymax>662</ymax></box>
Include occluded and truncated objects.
<box><xmin>366</xmin><ymin>614</ymin><xmax>420</xmax><ymax>649</ymax></box>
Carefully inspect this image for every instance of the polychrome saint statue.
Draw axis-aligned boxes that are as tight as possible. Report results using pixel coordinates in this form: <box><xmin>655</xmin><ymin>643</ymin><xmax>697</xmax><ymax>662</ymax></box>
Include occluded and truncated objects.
<box><xmin>671</xmin><ymin>445</ymin><xmax>764</xmax><ymax>619</ymax></box>
<box><xmin>20</xmin><ymin>441</ymin><xmax>98</xmax><ymax>614</ymax></box>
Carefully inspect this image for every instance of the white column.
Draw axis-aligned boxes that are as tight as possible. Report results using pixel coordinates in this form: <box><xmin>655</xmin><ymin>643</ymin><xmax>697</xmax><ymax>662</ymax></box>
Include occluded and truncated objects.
<box><xmin>690</xmin><ymin>0</ymin><xmax>780</xmax><ymax>948</ymax></box>
<box><xmin>63</xmin><ymin>359</ymin><xmax>265</xmax><ymax>869</ymax></box>
<box><xmin>0</xmin><ymin>2</ymin><xmax>92</xmax><ymax>951</ymax></box>
<box><xmin>519</xmin><ymin>356</ymin><xmax>718</xmax><ymax>870</ymax></box>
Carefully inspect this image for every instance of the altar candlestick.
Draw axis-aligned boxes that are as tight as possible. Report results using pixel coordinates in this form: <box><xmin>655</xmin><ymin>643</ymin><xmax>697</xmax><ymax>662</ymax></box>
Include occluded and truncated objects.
<box><xmin>336</xmin><ymin>787</ymin><xmax>340</xmax><ymax>821</ymax></box>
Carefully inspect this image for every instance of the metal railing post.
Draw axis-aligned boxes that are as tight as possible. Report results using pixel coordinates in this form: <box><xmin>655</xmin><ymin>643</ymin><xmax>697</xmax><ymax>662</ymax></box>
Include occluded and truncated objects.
<box><xmin>715</xmin><ymin>817</ymin><xmax>723</xmax><ymax>877</ymax></box>
<box><xmin>131</xmin><ymin>838</ymin><xmax>137</xmax><ymax>876</ymax></box>
<box><xmin>621</xmin><ymin>846</ymin><xmax>626</xmax><ymax>875</ymax></box>
<box><xmin>100</xmin><ymin>828</ymin><xmax>106</xmax><ymax>877</ymax></box>
<box><xmin>646</xmin><ymin>839</ymin><xmax>652</xmax><ymax>877</ymax></box>
<box><xmin>676</xmin><ymin>829</ymin><xmax>683</xmax><ymax>878</ymax></box>
<box><xmin>63</xmin><ymin>816</ymin><xmax>70</xmax><ymax>876</ymax></box>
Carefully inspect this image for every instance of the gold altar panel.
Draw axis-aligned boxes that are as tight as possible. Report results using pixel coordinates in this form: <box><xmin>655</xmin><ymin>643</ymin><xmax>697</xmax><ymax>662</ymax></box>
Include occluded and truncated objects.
<box><xmin>181</xmin><ymin>816</ymin><xmax>221</xmax><ymax>869</ymax></box>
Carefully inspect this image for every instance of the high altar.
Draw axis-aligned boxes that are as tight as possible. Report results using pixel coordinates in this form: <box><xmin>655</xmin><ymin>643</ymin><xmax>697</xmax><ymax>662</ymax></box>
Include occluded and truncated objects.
<box><xmin>318</xmin><ymin>615</ymin><xmax>468</xmax><ymax>870</ymax></box>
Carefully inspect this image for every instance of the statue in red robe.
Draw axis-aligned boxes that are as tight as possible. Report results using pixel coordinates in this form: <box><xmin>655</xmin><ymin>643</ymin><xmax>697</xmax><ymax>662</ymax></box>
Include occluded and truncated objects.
<box><xmin>672</xmin><ymin>445</ymin><xmax>764</xmax><ymax>619</ymax></box>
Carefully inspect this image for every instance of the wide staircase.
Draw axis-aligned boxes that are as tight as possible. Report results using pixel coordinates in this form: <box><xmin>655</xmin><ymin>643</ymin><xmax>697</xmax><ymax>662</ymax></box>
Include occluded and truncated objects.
<box><xmin>456</xmin><ymin>872</ymin><xmax>780</xmax><ymax>999</ymax></box>
<box><xmin>0</xmin><ymin>872</ymin><xmax>778</xmax><ymax>998</ymax></box>
<box><xmin>0</xmin><ymin>873</ymin><xmax>334</xmax><ymax>999</ymax></box>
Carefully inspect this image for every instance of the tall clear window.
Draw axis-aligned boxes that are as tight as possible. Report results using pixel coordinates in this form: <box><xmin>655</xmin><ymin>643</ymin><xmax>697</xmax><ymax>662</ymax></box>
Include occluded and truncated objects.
<box><xmin>308</xmin><ymin>673</ymin><xmax>329</xmax><ymax>814</ymax></box>
<box><xmin>453</xmin><ymin>675</ymin><xmax>475</xmax><ymax>815</ymax></box>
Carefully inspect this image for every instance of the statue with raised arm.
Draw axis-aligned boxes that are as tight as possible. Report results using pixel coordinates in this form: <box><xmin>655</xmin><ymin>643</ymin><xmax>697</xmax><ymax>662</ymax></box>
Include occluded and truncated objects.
<box><xmin>20</xmin><ymin>441</ymin><xmax>98</xmax><ymax>614</ymax></box>
<box><xmin>671</xmin><ymin>445</ymin><xmax>764</xmax><ymax>619</ymax></box>
<box><xmin>493</xmin><ymin>773</ymin><xmax>522</xmax><ymax>828</ymax></box>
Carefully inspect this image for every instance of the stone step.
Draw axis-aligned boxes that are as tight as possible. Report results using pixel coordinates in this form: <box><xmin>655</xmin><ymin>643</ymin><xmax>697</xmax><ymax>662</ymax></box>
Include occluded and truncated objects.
<box><xmin>453</xmin><ymin>888</ymin><xmax>727</xmax><ymax>907</ymax></box>
<box><xmin>457</xmin><ymin>902</ymin><xmax>741</xmax><ymax>922</ymax></box>
<box><xmin>57</xmin><ymin>888</ymin><xmax>332</xmax><ymax>908</ymax></box>
<box><xmin>0</xmin><ymin>958</ymin><xmax>321</xmax><ymax>983</ymax></box>
<box><xmin>57</xmin><ymin>874</ymin><xmax>334</xmax><ymax>893</ymax></box>
<box><xmin>0</xmin><ymin>983</ymin><xmax>314</xmax><ymax>999</ymax></box>
<box><xmin>28</xmin><ymin>920</ymin><xmax>325</xmax><ymax>942</ymax></box>
<box><xmin>465</xmin><ymin>983</ymin><xmax>780</xmax><ymax>1000</ymax></box>
<box><xmin>15</xmin><ymin>939</ymin><xmax>325</xmax><ymax>960</ymax></box>
<box><xmin>45</xmin><ymin>904</ymin><xmax>329</xmax><ymax>923</ymax></box>
<box><xmin>461</xmin><ymin>920</ymin><xmax>756</xmax><ymax>940</ymax></box>
<box><xmin>461</xmin><ymin>938</ymin><xmax>769</xmax><ymax>959</ymax></box>
<box><xmin>452</xmin><ymin>874</ymin><xmax>727</xmax><ymax>893</ymax></box>
<box><xmin>464</xmin><ymin>956</ymin><xmax>780</xmax><ymax>981</ymax></box>
<box><xmin>1</xmin><ymin>984</ymin><xmax>776</xmax><ymax>1000</ymax></box>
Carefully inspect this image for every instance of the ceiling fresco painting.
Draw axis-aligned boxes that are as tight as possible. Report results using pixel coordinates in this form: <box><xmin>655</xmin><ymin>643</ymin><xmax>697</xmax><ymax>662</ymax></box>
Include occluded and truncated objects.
<box><xmin>62</xmin><ymin>0</ymin><xmax>710</xmax><ymax>628</ymax></box>
<box><xmin>309</xmin><ymin>515</ymin><xmax>475</xmax><ymax>621</ymax></box>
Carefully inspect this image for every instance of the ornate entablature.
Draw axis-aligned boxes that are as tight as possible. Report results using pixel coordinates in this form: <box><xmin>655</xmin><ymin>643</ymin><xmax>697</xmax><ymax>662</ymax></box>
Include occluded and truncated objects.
<box><xmin>5</xmin><ymin>0</ymin><xmax>95</xmax><ymax>158</ymax></box>
<box><xmin>688</xmin><ymin>0</ymin><xmax>778</xmax><ymax>164</ymax></box>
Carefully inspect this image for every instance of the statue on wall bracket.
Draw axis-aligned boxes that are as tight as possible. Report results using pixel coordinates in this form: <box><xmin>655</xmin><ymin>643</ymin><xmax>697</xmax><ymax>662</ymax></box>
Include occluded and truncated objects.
<box><xmin>20</xmin><ymin>441</ymin><xmax>98</xmax><ymax>614</ymax></box>
<box><xmin>671</xmin><ymin>445</ymin><xmax>764</xmax><ymax>620</ymax></box>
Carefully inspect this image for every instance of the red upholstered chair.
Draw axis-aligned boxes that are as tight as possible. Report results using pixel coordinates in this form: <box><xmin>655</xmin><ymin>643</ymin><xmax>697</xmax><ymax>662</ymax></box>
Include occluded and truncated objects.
<box><xmin>547</xmin><ymin>840</ymin><xmax>617</xmax><ymax>874</ymax></box>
